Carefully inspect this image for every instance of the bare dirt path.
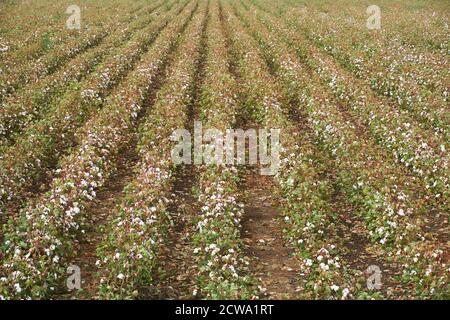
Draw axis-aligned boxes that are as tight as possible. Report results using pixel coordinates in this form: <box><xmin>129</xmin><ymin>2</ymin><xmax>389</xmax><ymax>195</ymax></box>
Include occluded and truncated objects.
<box><xmin>331</xmin><ymin>182</ymin><xmax>404</xmax><ymax>298</ymax></box>
<box><xmin>240</xmin><ymin>169</ymin><xmax>302</xmax><ymax>299</ymax></box>
<box><xmin>155</xmin><ymin>6</ymin><xmax>209</xmax><ymax>300</ymax></box>
<box><xmin>218</xmin><ymin>1</ymin><xmax>302</xmax><ymax>299</ymax></box>
<box><xmin>155</xmin><ymin>166</ymin><xmax>200</xmax><ymax>299</ymax></box>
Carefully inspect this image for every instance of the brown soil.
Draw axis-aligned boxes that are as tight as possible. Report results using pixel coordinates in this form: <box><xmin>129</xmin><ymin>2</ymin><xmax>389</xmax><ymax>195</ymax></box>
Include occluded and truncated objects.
<box><xmin>154</xmin><ymin>6</ymin><xmax>209</xmax><ymax>299</ymax></box>
<box><xmin>241</xmin><ymin>169</ymin><xmax>302</xmax><ymax>299</ymax></box>
<box><xmin>220</xmin><ymin>2</ymin><xmax>303</xmax><ymax>299</ymax></box>
<box><xmin>332</xmin><ymin>187</ymin><xmax>404</xmax><ymax>299</ymax></box>
<box><xmin>67</xmin><ymin>141</ymin><xmax>139</xmax><ymax>299</ymax></box>
<box><xmin>155</xmin><ymin>166</ymin><xmax>200</xmax><ymax>299</ymax></box>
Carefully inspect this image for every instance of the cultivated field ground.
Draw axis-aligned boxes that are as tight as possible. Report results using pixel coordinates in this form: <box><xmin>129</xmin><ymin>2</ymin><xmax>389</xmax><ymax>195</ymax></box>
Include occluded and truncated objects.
<box><xmin>0</xmin><ymin>0</ymin><xmax>448</xmax><ymax>300</ymax></box>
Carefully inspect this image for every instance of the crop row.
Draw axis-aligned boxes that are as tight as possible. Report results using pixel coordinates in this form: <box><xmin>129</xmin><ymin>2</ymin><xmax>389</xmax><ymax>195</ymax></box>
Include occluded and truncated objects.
<box><xmin>0</xmin><ymin>0</ymin><xmax>197</xmax><ymax>300</ymax></box>
<box><xmin>0</xmin><ymin>0</ymin><xmax>168</xmax><ymax>146</ymax></box>
<box><xmin>234</xmin><ymin>3</ymin><xmax>447</xmax><ymax>298</ymax></box>
<box><xmin>255</xmin><ymin>0</ymin><xmax>449</xmax><ymax>139</ymax></box>
<box><xmin>286</xmin><ymin>0</ymin><xmax>450</xmax><ymax>55</ymax></box>
<box><xmin>96</xmin><ymin>1</ymin><xmax>206</xmax><ymax>299</ymax></box>
<box><xmin>0</xmin><ymin>0</ymin><xmax>184</xmax><ymax>219</ymax></box>
<box><xmin>248</xmin><ymin>5</ymin><xmax>449</xmax><ymax>204</ymax></box>
<box><xmin>0</xmin><ymin>1</ymin><xmax>159</xmax><ymax>103</ymax></box>
<box><xmin>256</xmin><ymin>0</ymin><xmax>448</xmax><ymax>75</ymax></box>
<box><xmin>0</xmin><ymin>1</ymin><xmax>147</xmax><ymax>75</ymax></box>
<box><xmin>190</xmin><ymin>1</ymin><xmax>255</xmax><ymax>299</ymax></box>
<box><xmin>222</xmin><ymin>2</ymin><xmax>364</xmax><ymax>299</ymax></box>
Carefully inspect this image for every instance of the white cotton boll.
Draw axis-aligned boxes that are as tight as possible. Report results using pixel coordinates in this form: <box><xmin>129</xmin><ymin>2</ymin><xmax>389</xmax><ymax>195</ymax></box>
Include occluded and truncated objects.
<box><xmin>14</xmin><ymin>283</ymin><xmax>22</xmax><ymax>293</ymax></box>
<box><xmin>320</xmin><ymin>263</ymin><xmax>329</xmax><ymax>271</ymax></box>
<box><xmin>342</xmin><ymin>288</ymin><xmax>350</xmax><ymax>299</ymax></box>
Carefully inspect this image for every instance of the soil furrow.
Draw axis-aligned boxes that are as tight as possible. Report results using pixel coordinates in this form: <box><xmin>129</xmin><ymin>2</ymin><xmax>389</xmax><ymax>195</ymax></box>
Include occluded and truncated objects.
<box><xmin>156</xmin><ymin>2</ymin><xmax>210</xmax><ymax>299</ymax></box>
<box><xmin>241</xmin><ymin>170</ymin><xmax>302</xmax><ymax>299</ymax></box>
<box><xmin>219</xmin><ymin>1</ymin><xmax>303</xmax><ymax>298</ymax></box>
<box><xmin>54</xmin><ymin>12</ymin><xmax>194</xmax><ymax>299</ymax></box>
